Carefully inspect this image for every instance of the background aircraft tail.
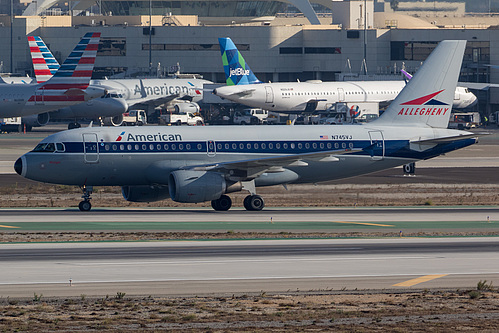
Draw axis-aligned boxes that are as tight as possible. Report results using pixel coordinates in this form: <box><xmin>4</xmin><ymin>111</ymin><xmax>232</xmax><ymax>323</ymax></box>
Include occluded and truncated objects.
<box><xmin>32</xmin><ymin>32</ymin><xmax>101</xmax><ymax>104</ymax></box>
<box><xmin>28</xmin><ymin>36</ymin><xmax>60</xmax><ymax>83</ymax></box>
<box><xmin>373</xmin><ymin>40</ymin><xmax>466</xmax><ymax>128</ymax></box>
<box><xmin>219</xmin><ymin>37</ymin><xmax>261</xmax><ymax>86</ymax></box>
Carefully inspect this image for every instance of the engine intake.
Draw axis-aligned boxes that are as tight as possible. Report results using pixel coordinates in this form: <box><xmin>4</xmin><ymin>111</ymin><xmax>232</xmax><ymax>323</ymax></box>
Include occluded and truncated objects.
<box><xmin>22</xmin><ymin>113</ymin><xmax>50</xmax><ymax>127</ymax></box>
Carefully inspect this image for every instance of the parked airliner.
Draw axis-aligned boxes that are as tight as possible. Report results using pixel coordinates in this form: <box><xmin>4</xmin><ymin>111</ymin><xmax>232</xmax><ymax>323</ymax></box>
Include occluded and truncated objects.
<box><xmin>15</xmin><ymin>40</ymin><xmax>477</xmax><ymax>212</ymax></box>
<box><xmin>0</xmin><ymin>33</ymin><xmax>105</xmax><ymax>119</ymax></box>
<box><xmin>214</xmin><ymin>38</ymin><xmax>477</xmax><ymax>113</ymax></box>
<box><xmin>26</xmin><ymin>36</ymin><xmax>211</xmax><ymax>129</ymax></box>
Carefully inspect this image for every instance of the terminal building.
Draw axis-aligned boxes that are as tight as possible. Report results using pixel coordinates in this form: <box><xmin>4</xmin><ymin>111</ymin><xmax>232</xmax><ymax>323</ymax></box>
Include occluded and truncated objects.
<box><xmin>1</xmin><ymin>0</ymin><xmax>499</xmax><ymax>114</ymax></box>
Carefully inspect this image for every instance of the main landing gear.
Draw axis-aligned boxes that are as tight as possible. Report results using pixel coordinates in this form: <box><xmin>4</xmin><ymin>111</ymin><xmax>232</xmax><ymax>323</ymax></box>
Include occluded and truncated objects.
<box><xmin>210</xmin><ymin>194</ymin><xmax>265</xmax><ymax>212</ymax></box>
<box><xmin>78</xmin><ymin>185</ymin><xmax>93</xmax><ymax>211</ymax></box>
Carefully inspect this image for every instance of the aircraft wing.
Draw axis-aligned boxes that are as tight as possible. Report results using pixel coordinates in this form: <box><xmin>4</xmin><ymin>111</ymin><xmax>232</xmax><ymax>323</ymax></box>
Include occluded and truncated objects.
<box><xmin>458</xmin><ymin>82</ymin><xmax>499</xmax><ymax>90</ymax></box>
<box><xmin>184</xmin><ymin>148</ymin><xmax>359</xmax><ymax>179</ymax></box>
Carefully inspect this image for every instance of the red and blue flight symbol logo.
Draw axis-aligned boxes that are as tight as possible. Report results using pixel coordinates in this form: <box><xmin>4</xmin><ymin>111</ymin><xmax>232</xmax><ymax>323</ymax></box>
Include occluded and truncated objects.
<box><xmin>116</xmin><ymin>131</ymin><xmax>125</xmax><ymax>141</ymax></box>
<box><xmin>401</xmin><ymin>90</ymin><xmax>447</xmax><ymax>106</ymax></box>
<box><xmin>188</xmin><ymin>82</ymin><xmax>201</xmax><ymax>95</ymax></box>
<box><xmin>349</xmin><ymin>105</ymin><xmax>360</xmax><ymax>118</ymax></box>
<box><xmin>398</xmin><ymin>90</ymin><xmax>450</xmax><ymax>117</ymax></box>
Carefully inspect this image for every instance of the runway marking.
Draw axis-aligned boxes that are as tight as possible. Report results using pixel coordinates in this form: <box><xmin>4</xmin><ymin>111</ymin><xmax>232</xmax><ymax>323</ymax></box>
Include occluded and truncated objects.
<box><xmin>392</xmin><ymin>274</ymin><xmax>448</xmax><ymax>287</ymax></box>
<box><xmin>0</xmin><ymin>225</ymin><xmax>20</xmax><ymax>229</ymax></box>
<box><xmin>331</xmin><ymin>221</ymin><xmax>394</xmax><ymax>227</ymax></box>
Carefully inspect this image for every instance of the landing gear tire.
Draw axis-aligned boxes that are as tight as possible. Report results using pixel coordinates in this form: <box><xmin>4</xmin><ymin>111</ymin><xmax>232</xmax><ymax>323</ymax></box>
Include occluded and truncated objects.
<box><xmin>78</xmin><ymin>200</ymin><xmax>92</xmax><ymax>211</ymax></box>
<box><xmin>211</xmin><ymin>195</ymin><xmax>232</xmax><ymax>211</ymax></box>
<box><xmin>243</xmin><ymin>195</ymin><xmax>265</xmax><ymax>211</ymax></box>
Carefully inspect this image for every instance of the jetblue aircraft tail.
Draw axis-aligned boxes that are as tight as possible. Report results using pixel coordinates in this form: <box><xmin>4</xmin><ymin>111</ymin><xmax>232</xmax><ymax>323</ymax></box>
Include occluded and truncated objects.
<box><xmin>374</xmin><ymin>40</ymin><xmax>466</xmax><ymax>128</ymax></box>
<box><xmin>219</xmin><ymin>37</ymin><xmax>261</xmax><ymax>86</ymax></box>
<box><xmin>28</xmin><ymin>36</ymin><xmax>61</xmax><ymax>83</ymax></box>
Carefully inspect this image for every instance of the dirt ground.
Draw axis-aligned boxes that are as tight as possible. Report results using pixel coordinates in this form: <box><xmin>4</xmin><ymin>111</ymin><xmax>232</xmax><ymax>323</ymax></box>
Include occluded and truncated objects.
<box><xmin>1</xmin><ymin>288</ymin><xmax>498</xmax><ymax>332</ymax></box>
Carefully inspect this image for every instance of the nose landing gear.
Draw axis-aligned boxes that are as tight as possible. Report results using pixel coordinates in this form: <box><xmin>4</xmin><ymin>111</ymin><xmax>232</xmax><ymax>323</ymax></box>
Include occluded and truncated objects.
<box><xmin>78</xmin><ymin>185</ymin><xmax>93</xmax><ymax>211</ymax></box>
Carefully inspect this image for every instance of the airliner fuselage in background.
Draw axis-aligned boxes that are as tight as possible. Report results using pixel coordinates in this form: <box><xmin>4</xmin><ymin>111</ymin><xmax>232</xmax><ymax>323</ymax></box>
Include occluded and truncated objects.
<box><xmin>214</xmin><ymin>37</ymin><xmax>477</xmax><ymax>113</ymax></box>
<box><xmin>214</xmin><ymin>80</ymin><xmax>476</xmax><ymax>113</ymax></box>
<box><xmin>16</xmin><ymin>41</ymin><xmax>478</xmax><ymax>212</ymax></box>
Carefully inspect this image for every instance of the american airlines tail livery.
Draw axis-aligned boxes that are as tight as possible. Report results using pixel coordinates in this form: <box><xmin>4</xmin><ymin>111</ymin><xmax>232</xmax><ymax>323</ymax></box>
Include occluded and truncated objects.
<box><xmin>15</xmin><ymin>40</ymin><xmax>477</xmax><ymax>212</ymax></box>
<box><xmin>0</xmin><ymin>33</ymin><xmax>105</xmax><ymax>119</ymax></box>
<box><xmin>214</xmin><ymin>38</ymin><xmax>477</xmax><ymax>113</ymax></box>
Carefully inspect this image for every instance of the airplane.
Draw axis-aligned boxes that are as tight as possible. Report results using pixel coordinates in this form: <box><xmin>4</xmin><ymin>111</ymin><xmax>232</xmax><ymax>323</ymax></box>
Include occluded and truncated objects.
<box><xmin>0</xmin><ymin>32</ymin><xmax>106</xmax><ymax>119</ymax></box>
<box><xmin>213</xmin><ymin>38</ymin><xmax>477</xmax><ymax>113</ymax></box>
<box><xmin>15</xmin><ymin>40</ymin><xmax>478</xmax><ymax>212</ymax></box>
<box><xmin>26</xmin><ymin>36</ymin><xmax>212</xmax><ymax>129</ymax></box>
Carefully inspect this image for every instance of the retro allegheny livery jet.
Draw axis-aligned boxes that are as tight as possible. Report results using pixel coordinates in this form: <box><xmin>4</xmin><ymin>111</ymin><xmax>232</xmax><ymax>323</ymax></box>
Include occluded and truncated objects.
<box><xmin>15</xmin><ymin>40</ymin><xmax>477</xmax><ymax>212</ymax></box>
<box><xmin>214</xmin><ymin>38</ymin><xmax>477</xmax><ymax>113</ymax></box>
<box><xmin>0</xmin><ymin>33</ymin><xmax>105</xmax><ymax>119</ymax></box>
<box><xmin>27</xmin><ymin>36</ymin><xmax>211</xmax><ymax>128</ymax></box>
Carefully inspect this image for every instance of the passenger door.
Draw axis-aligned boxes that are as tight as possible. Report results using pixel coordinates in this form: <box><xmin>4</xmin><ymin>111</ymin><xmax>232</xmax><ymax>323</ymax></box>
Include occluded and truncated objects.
<box><xmin>83</xmin><ymin>133</ymin><xmax>99</xmax><ymax>163</ymax></box>
<box><xmin>368</xmin><ymin>130</ymin><xmax>384</xmax><ymax>161</ymax></box>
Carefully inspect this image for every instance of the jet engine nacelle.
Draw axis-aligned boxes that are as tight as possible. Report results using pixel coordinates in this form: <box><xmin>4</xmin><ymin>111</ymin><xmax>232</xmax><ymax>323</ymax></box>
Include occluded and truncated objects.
<box><xmin>22</xmin><ymin>113</ymin><xmax>50</xmax><ymax>127</ymax></box>
<box><xmin>121</xmin><ymin>185</ymin><xmax>170</xmax><ymax>202</ymax></box>
<box><xmin>103</xmin><ymin>114</ymin><xmax>124</xmax><ymax>126</ymax></box>
<box><xmin>174</xmin><ymin>102</ymin><xmax>200</xmax><ymax>114</ymax></box>
<box><xmin>168</xmin><ymin>170</ymin><xmax>226</xmax><ymax>203</ymax></box>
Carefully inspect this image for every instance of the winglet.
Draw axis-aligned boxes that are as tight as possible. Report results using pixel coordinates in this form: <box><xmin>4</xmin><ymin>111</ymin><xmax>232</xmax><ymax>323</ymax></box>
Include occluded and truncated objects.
<box><xmin>373</xmin><ymin>40</ymin><xmax>466</xmax><ymax>128</ymax></box>
<box><xmin>218</xmin><ymin>37</ymin><xmax>261</xmax><ymax>86</ymax></box>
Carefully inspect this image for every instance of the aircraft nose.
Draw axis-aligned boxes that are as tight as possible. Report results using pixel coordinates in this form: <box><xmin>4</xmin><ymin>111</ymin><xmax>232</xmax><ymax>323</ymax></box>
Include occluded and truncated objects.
<box><xmin>14</xmin><ymin>157</ymin><xmax>23</xmax><ymax>176</ymax></box>
<box><xmin>111</xmin><ymin>98</ymin><xmax>128</xmax><ymax>113</ymax></box>
<box><xmin>212</xmin><ymin>88</ymin><xmax>218</xmax><ymax>95</ymax></box>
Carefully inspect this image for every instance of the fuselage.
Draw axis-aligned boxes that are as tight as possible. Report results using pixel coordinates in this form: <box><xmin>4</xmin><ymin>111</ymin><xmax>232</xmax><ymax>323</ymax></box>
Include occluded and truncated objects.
<box><xmin>16</xmin><ymin>124</ymin><xmax>476</xmax><ymax>188</ymax></box>
<box><xmin>214</xmin><ymin>81</ymin><xmax>476</xmax><ymax>112</ymax></box>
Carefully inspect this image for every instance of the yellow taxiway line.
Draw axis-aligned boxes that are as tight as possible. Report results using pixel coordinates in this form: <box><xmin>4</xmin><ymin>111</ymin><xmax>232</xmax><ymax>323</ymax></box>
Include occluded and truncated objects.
<box><xmin>0</xmin><ymin>225</ymin><xmax>20</xmax><ymax>229</ymax></box>
<box><xmin>332</xmin><ymin>221</ymin><xmax>394</xmax><ymax>227</ymax></box>
<box><xmin>393</xmin><ymin>274</ymin><xmax>448</xmax><ymax>287</ymax></box>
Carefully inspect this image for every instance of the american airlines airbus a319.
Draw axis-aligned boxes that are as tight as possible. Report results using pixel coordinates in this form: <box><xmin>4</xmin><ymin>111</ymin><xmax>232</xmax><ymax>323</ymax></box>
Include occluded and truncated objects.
<box><xmin>15</xmin><ymin>40</ymin><xmax>477</xmax><ymax>212</ymax></box>
<box><xmin>213</xmin><ymin>38</ymin><xmax>477</xmax><ymax>113</ymax></box>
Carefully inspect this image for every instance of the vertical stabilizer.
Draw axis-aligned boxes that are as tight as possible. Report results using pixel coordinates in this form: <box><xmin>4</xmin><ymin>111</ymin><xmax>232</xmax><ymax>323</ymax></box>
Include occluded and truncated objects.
<box><xmin>374</xmin><ymin>40</ymin><xmax>466</xmax><ymax>128</ymax></box>
<box><xmin>28</xmin><ymin>36</ymin><xmax>60</xmax><ymax>83</ymax></box>
<box><xmin>218</xmin><ymin>37</ymin><xmax>261</xmax><ymax>86</ymax></box>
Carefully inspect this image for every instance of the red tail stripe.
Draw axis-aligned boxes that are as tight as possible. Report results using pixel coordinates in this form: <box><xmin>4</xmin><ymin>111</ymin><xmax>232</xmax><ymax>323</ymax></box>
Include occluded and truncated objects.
<box><xmin>85</xmin><ymin>44</ymin><xmax>99</xmax><ymax>51</ymax></box>
<box><xmin>27</xmin><ymin>36</ymin><xmax>36</xmax><ymax>41</ymax></box>
<box><xmin>30</xmin><ymin>47</ymin><xmax>41</xmax><ymax>52</ymax></box>
<box><xmin>78</xmin><ymin>57</ymin><xmax>96</xmax><ymax>64</ymax></box>
<box><xmin>72</xmin><ymin>71</ymin><xmax>93</xmax><ymax>77</ymax></box>
<box><xmin>32</xmin><ymin>58</ymin><xmax>47</xmax><ymax>64</ymax></box>
<box><xmin>34</xmin><ymin>69</ymin><xmax>53</xmax><ymax>75</ymax></box>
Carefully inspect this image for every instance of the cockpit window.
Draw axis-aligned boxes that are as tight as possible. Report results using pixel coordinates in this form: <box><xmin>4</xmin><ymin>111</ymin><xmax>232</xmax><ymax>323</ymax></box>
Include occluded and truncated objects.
<box><xmin>32</xmin><ymin>143</ymin><xmax>57</xmax><ymax>152</ymax></box>
<box><xmin>56</xmin><ymin>143</ymin><xmax>65</xmax><ymax>152</ymax></box>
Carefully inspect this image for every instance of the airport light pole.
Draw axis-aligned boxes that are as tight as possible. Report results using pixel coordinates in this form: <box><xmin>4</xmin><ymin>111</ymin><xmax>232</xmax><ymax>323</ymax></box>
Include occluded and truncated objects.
<box><xmin>10</xmin><ymin>0</ymin><xmax>13</xmax><ymax>73</ymax></box>
<box><xmin>149</xmin><ymin>0</ymin><xmax>152</xmax><ymax>76</ymax></box>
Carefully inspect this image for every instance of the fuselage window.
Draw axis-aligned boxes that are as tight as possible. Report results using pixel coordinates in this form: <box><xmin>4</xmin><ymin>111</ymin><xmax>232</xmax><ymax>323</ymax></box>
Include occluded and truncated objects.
<box><xmin>283</xmin><ymin>143</ymin><xmax>288</xmax><ymax>149</ymax></box>
<box><xmin>105</xmin><ymin>145</ymin><xmax>110</xmax><ymax>151</ymax></box>
<box><xmin>305</xmin><ymin>143</ymin><xmax>310</xmax><ymax>149</ymax></box>
<box><xmin>276</xmin><ymin>143</ymin><xmax>281</xmax><ymax>149</ymax></box>
<box><xmin>254</xmin><ymin>143</ymin><xmax>259</xmax><ymax>149</ymax></box>
<box><xmin>217</xmin><ymin>143</ymin><xmax>222</xmax><ymax>150</ymax></box>
<box><xmin>232</xmin><ymin>143</ymin><xmax>237</xmax><ymax>150</ymax></box>
<box><xmin>225</xmin><ymin>143</ymin><xmax>229</xmax><ymax>150</ymax></box>
<box><xmin>149</xmin><ymin>144</ymin><xmax>154</xmax><ymax>150</ymax></box>
<box><xmin>119</xmin><ymin>144</ymin><xmax>125</xmax><ymax>151</ymax></box>
<box><xmin>334</xmin><ymin>143</ymin><xmax>339</xmax><ymax>149</ymax></box>
<box><xmin>349</xmin><ymin>142</ymin><xmax>354</xmax><ymax>149</ymax></box>
<box><xmin>135</xmin><ymin>144</ymin><xmax>139</xmax><ymax>150</ymax></box>
<box><xmin>239</xmin><ymin>143</ymin><xmax>244</xmax><ymax>150</ymax></box>
<box><xmin>186</xmin><ymin>144</ymin><xmax>191</xmax><ymax>150</ymax></box>
<box><xmin>327</xmin><ymin>143</ymin><xmax>332</xmax><ymax>149</ymax></box>
<box><xmin>197</xmin><ymin>144</ymin><xmax>202</xmax><ymax>150</ymax></box>
<box><xmin>127</xmin><ymin>144</ymin><xmax>132</xmax><ymax>151</ymax></box>
<box><xmin>298</xmin><ymin>143</ymin><xmax>302</xmax><ymax>149</ymax></box>
<box><xmin>112</xmin><ymin>144</ymin><xmax>118</xmax><ymax>151</ymax></box>
<box><xmin>157</xmin><ymin>144</ymin><xmax>162</xmax><ymax>150</ymax></box>
<box><xmin>312</xmin><ymin>143</ymin><xmax>317</xmax><ymax>149</ymax></box>
<box><xmin>290</xmin><ymin>143</ymin><xmax>295</xmax><ymax>149</ymax></box>
<box><xmin>342</xmin><ymin>143</ymin><xmax>347</xmax><ymax>149</ymax></box>
<box><xmin>141</xmin><ymin>144</ymin><xmax>147</xmax><ymax>151</ymax></box>
<box><xmin>246</xmin><ymin>143</ymin><xmax>251</xmax><ymax>150</ymax></box>
<box><xmin>269</xmin><ymin>143</ymin><xmax>274</xmax><ymax>149</ymax></box>
<box><xmin>171</xmin><ymin>144</ymin><xmax>176</xmax><ymax>150</ymax></box>
<box><xmin>56</xmin><ymin>143</ymin><xmax>65</xmax><ymax>152</ymax></box>
<box><xmin>261</xmin><ymin>143</ymin><xmax>266</xmax><ymax>149</ymax></box>
<box><xmin>320</xmin><ymin>143</ymin><xmax>324</xmax><ymax>149</ymax></box>
<box><xmin>179</xmin><ymin>144</ymin><xmax>184</xmax><ymax>150</ymax></box>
